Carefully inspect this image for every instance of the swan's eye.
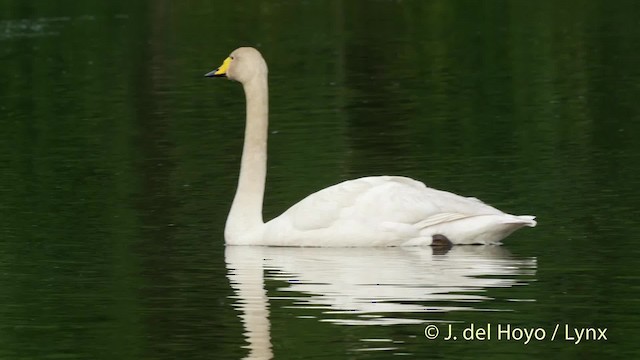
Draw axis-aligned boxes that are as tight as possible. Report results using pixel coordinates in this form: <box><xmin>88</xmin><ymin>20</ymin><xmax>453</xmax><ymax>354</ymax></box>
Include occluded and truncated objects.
<box><xmin>230</xmin><ymin>56</ymin><xmax>234</xmax><ymax>60</ymax></box>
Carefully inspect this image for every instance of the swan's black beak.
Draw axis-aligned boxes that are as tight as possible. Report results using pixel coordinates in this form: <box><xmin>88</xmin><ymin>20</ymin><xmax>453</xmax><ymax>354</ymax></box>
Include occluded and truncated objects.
<box><xmin>204</xmin><ymin>69</ymin><xmax>225</xmax><ymax>78</ymax></box>
<box><xmin>205</xmin><ymin>56</ymin><xmax>231</xmax><ymax>78</ymax></box>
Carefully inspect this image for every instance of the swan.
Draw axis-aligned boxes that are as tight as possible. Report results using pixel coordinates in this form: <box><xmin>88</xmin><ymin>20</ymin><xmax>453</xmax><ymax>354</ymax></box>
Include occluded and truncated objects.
<box><xmin>205</xmin><ymin>47</ymin><xmax>536</xmax><ymax>247</ymax></box>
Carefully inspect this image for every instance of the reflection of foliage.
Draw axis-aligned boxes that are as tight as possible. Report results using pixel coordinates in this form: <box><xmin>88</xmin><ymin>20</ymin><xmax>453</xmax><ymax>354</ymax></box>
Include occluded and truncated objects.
<box><xmin>0</xmin><ymin>0</ymin><xmax>639</xmax><ymax>359</ymax></box>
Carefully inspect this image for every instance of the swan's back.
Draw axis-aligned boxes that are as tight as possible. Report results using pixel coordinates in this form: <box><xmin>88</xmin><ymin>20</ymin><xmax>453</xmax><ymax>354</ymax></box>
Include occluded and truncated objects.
<box><xmin>284</xmin><ymin>176</ymin><xmax>497</xmax><ymax>227</ymax></box>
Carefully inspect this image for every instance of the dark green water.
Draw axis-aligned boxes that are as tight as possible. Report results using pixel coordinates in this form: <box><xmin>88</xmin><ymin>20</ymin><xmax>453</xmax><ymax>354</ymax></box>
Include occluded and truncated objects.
<box><xmin>2</xmin><ymin>0</ymin><xmax>640</xmax><ymax>359</ymax></box>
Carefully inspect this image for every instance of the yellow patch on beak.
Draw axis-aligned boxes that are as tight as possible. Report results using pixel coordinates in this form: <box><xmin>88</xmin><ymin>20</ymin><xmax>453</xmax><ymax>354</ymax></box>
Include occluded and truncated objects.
<box><xmin>216</xmin><ymin>57</ymin><xmax>232</xmax><ymax>75</ymax></box>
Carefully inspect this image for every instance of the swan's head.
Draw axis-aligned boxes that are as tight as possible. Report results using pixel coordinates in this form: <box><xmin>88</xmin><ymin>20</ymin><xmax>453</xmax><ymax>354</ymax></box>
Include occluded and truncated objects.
<box><xmin>205</xmin><ymin>47</ymin><xmax>268</xmax><ymax>84</ymax></box>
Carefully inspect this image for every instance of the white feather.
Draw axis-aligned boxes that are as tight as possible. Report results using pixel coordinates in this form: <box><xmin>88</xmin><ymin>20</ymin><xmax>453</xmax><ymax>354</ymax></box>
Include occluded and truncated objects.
<box><xmin>255</xmin><ymin>176</ymin><xmax>536</xmax><ymax>246</ymax></box>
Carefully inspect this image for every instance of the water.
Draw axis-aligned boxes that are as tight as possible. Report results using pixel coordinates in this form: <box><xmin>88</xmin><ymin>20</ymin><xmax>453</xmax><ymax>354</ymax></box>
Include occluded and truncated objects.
<box><xmin>1</xmin><ymin>0</ymin><xmax>640</xmax><ymax>359</ymax></box>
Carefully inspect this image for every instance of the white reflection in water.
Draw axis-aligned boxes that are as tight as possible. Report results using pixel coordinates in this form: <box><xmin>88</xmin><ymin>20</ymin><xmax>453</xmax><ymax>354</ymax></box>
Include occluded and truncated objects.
<box><xmin>226</xmin><ymin>246</ymin><xmax>536</xmax><ymax>359</ymax></box>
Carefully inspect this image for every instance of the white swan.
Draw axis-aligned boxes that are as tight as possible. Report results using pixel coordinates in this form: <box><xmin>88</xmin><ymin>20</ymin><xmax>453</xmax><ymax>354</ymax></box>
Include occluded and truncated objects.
<box><xmin>206</xmin><ymin>47</ymin><xmax>536</xmax><ymax>246</ymax></box>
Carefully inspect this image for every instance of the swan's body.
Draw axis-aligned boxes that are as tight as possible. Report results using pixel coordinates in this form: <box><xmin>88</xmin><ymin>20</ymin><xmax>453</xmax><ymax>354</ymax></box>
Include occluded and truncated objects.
<box><xmin>206</xmin><ymin>47</ymin><xmax>536</xmax><ymax>246</ymax></box>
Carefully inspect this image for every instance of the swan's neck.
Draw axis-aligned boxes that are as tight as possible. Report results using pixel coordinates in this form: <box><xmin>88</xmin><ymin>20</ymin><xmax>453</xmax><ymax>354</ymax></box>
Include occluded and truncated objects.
<box><xmin>225</xmin><ymin>75</ymin><xmax>269</xmax><ymax>242</ymax></box>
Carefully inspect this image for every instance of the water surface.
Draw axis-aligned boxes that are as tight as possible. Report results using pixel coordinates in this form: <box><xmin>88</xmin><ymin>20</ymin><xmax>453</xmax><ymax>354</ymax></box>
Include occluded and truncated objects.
<box><xmin>1</xmin><ymin>0</ymin><xmax>640</xmax><ymax>359</ymax></box>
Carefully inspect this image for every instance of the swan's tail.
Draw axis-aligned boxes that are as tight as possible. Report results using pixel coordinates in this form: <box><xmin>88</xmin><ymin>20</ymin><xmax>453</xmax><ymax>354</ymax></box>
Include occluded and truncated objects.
<box><xmin>512</xmin><ymin>215</ymin><xmax>537</xmax><ymax>227</ymax></box>
<box><xmin>416</xmin><ymin>213</ymin><xmax>537</xmax><ymax>245</ymax></box>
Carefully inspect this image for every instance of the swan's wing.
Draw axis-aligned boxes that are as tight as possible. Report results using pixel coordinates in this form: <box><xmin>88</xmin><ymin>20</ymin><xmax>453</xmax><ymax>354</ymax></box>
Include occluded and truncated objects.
<box><xmin>261</xmin><ymin>176</ymin><xmax>534</xmax><ymax>245</ymax></box>
<box><xmin>272</xmin><ymin>176</ymin><xmax>502</xmax><ymax>232</ymax></box>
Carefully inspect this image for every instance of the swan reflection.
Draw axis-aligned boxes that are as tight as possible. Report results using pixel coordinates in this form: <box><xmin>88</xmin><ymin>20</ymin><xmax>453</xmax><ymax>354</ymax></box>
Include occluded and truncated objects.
<box><xmin>226</xmin><ymin>246</ymin><xmax>536</xmax><ymax>358</ymax></box>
